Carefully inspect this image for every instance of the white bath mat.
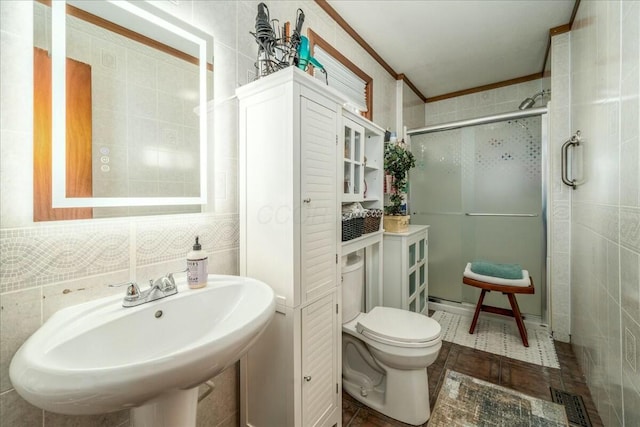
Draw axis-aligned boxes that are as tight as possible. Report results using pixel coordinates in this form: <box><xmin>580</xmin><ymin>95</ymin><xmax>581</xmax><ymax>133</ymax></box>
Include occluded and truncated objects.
<box><xmin>431</xmin><ymin>310</ymin><xmax>559</xmax><ymax>368</ymax></box>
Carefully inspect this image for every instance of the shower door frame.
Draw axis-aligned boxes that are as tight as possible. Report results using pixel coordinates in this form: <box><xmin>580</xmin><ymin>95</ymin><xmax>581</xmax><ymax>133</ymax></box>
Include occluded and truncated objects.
<box><xmin>407</xmin><ymin>107</ymin><xmax>549</xmax><ymax>324</ymax></box>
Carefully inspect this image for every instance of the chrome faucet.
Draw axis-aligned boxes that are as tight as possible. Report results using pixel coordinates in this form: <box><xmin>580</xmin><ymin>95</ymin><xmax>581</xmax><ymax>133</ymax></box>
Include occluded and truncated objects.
<box><xmin>109</xmin><ymin>273</ymin><xmax>179</xmax><ymax>307</ymax></box>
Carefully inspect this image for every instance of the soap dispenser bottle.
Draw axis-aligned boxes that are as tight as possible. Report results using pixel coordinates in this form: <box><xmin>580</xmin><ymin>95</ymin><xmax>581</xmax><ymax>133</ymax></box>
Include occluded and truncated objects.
<box><xmin>187</xmin><ymin>236</ymin><xmax>208</xmax><ymax>289</ymax></box>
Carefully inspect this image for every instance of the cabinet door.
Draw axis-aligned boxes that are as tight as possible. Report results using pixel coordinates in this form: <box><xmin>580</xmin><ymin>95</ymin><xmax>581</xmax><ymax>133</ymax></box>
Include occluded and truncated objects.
<box><xmin>342</xmin><ymin>118</ymin><xmax>365</xmax><ymax>201</ymax></box>
<box><xmin>407</xmin><ymin>231</ymin><xmax>428</xmax><ymax>313</ymax></box>
<box><xmin>416</xmin><ymin>232</ymin><xmax>428</xmax><ymax>313</ymax></box>
<box><xmin>300</xmin><ymin>96</ymin><xmax>338</xmax><ymax>303</ymax></box>
<box><xmin>301</xmin><ymin>293</ymin><xmax>338</xmax><ymax>427</ymax></box>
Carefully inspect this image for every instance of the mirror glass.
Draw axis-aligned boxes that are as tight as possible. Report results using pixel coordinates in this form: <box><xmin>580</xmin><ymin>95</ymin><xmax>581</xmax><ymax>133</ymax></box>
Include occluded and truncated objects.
<box><xmin>33</xmin><ymin>0</ymin><xmax>213</xmax><ymax>219</ymax></box>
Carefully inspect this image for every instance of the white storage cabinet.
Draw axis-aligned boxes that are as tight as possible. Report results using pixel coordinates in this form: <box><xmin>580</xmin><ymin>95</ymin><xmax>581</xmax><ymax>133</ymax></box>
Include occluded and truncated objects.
<box><xmin>238</xmin><ymin>67</ymin><xmax>343</xmax><ymax>427</ymax></box>
<box><xmin>382</xmin><ymin>225</ymin><xmax>430</xmax><ymax>313</ymax></box>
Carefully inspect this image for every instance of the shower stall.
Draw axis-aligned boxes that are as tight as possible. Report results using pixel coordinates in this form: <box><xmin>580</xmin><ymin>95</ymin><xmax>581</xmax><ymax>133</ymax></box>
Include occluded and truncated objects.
<box><xmin>407</xmin><ymin>108</ymin><xmax>548</xmax><ymax>321</ymax></box>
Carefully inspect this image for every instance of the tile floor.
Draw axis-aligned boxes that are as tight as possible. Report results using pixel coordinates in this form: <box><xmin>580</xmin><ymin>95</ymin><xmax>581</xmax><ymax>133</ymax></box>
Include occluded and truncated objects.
<box><xmin>341</xmin><ymin>340</ymin><xmax>603</xmax><ymax>427</ymax></box>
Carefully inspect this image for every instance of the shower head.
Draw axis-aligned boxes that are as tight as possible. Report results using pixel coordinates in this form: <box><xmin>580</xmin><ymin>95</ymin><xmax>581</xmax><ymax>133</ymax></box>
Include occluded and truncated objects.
<box><xmin>518</xmin><ymin>89</ymin><xmax>551</xmax><ymax>110</ymax></box>
<box><xmin>518</xmin><ymin>97</ymin><xmax>537</xmax><ymax>110</ymax></box>
<box><xmin>518</xmin><ymin>89</ymin><xmax>550</xmax><ymax>110</ymax></box>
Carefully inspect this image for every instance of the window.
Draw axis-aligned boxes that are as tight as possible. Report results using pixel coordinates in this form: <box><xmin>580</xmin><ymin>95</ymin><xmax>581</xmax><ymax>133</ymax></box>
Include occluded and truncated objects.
<box><xmin>308</xmin><ymin>29</ymin><xmax>372</xmax><ymax>120</ymax></box>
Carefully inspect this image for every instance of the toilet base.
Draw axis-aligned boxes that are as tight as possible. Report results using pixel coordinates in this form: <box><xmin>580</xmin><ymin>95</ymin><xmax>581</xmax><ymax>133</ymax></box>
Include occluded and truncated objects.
<box><xmin>343</xmin><ymin>365</ymin><xmax>430</xmax><ymax>426</ymax></box>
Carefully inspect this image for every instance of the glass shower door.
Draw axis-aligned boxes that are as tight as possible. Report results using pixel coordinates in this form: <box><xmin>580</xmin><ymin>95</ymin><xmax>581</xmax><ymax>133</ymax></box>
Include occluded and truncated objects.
<box><xmin>410</xmin><ymin>116</ymin><xmax>544</xmax><ymax>316</ymax></box>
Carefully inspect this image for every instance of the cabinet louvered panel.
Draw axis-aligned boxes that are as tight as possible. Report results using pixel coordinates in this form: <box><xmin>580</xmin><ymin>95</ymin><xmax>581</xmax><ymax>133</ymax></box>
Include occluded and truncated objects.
<box><xmin>302</xmin><ymin>293</ymin><xmax>337</xmax><ymax>427</ymax></box>
<box><xmin>239</xmin><ymin>69</ymin><xmax>344</xmax><ymax>427</ymax></box>
<box><xmin>300</xmin><ymin>96</ymin><xmax>337</xmax><ymax>302</ymax></box>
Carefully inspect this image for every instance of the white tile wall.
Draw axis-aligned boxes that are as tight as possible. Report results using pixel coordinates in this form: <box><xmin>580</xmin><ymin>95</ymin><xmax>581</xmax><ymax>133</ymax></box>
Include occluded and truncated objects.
<box><xmin>402</xmin><ymin>80</ymin><xmax>426</xmax><ymax>132</ymax></box>
<box><xmin>424</xmin><ymin>78</ymin><xmax>546</xmax><ymax>125</ymax></box>
<box><xmin>0</xmin><ymin>1</ymin><xmax>399</xmax><ymax>426</ymax></box>
<box><xmin>570</xmin><ymin>1</ymin><xmax>640</xmax><ymax>425</ymax></box>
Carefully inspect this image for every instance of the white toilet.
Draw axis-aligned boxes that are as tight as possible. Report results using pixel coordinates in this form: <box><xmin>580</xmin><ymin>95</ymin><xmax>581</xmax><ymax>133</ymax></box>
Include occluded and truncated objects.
<box><xmin>341</xmin><ymin>254</ymin><xmax>442</xmax><ymax>426</ymax></box>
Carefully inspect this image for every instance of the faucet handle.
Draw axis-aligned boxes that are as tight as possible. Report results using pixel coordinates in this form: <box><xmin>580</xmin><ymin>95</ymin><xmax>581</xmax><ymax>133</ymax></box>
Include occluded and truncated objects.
<box><xmin>163</xmin><ymin>274</ymin><xmax>176</xmax><ymax>290</ymax></box>
<box><xmin>108</xmin><ymin>281</ymin><xmax>136</xmax><ymax>288</ymax></box>
<box><xmin>124</xmin><ymin>283</ymin><xmax>141</xmax><ymax>301</ymax></box>
<box><xmin>108</xmin><ymin>281</ymin><xmax>141</xmax><ymax>302</ymax></box>
<box><xmin>162</xmin><ymin>269</ymin><xmax>187</xmax><ymax>290</ymax></box>
<box><xmin>150</xmin><ymin>273</ymin><xmax>177</xmax><ymax>292</ymax></box>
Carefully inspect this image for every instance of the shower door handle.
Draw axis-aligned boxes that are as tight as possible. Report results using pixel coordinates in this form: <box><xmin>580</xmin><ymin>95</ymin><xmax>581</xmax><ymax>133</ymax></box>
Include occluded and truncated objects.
<box><xmin>561</xmin><ymin>131</ymin><xmax>581</xmax><ymax>189</ymax></box>
<box><xmin>465</xmin><ymin>213</ymin><xmax>538</xmax><ymax>217</ymax></box>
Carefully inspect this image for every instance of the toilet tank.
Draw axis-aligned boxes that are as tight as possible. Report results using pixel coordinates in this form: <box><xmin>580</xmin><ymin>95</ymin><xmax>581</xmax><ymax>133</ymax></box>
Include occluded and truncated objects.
<box><xmin>342</xmin><ymin>254</ymin><xmax>364</xmax><ymax>323</ymax></box>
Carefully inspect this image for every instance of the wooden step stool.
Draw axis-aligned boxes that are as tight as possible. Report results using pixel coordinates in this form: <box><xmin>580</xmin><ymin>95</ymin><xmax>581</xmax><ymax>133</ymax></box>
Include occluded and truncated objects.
<box><xmin>463</xmin><ymin>263</ymin><xmax>535</xmax><ymax>347</ymax></box>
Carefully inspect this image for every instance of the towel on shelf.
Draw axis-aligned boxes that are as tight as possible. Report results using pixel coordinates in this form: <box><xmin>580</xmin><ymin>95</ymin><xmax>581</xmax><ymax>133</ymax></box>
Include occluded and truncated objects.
<box><xmin>470</xmin><ymin>261</ymin><xmax>523</xmax><ymax>280</ymax></box>
<box><xmin>342</xmin><ymin>202</ymin><xmax>366</xmax><ymax>214</ymax></box>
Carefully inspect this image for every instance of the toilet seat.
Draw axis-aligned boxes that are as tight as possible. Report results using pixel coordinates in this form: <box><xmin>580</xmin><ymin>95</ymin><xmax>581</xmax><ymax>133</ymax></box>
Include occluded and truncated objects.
<box><xmin>356</xmin><ymin>307</ymin><xmax>441</xmax><ymax>348</ymax></box>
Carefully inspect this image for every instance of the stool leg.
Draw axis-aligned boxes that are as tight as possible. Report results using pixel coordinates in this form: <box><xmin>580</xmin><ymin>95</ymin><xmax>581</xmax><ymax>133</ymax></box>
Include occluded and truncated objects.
<box><xmin>469</xmin><ymin>289</ymin><xmax>487</xmax><ymax>334</ymax></box>
<box><xmin>507</xmin><ymin>293</ymin><xmax>529</xmax><ymax>347</ymax></box>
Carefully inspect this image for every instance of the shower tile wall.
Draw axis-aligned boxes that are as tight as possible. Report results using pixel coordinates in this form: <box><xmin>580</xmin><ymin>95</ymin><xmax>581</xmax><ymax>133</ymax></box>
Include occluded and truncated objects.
<box><xmin>0</xmin><ymin>1</ymin><xmax>399</xmax><ymax>426</ymax></box>
<box><xmin>424</xmin><ymin>78</ymin><xmax>549</xmax><ymax>126</ymax></box>
<box><xmin>403</xmin><ymin>80</ymin><xmax>426</xmax><ymax>131</ymax></box>
<box><xmin>569</xmin><ymin>1</ymin><xmax>640</xmax><ymax>426</ymax></box>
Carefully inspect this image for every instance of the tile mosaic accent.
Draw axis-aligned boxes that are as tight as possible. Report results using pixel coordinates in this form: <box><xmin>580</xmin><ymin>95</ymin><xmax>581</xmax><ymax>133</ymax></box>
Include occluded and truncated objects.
<box><xmin>0</xmin><ymin>214</ymin><xmax>239</xmax><ymax>293</ymax></box>
<box><xmin>432</xmin><ymin>310</ymin><xmax>560</xmax><ymax>368</ymax></box>
<box><xmin>553</xmin><ymin>200</ymin><xmax>570</xmax><ymax>221</ymax></box>
<box><xmin>0</xmin><ymin>222</ymin><xmax>129</xmax><ymax>293</ymax></box>
<box><xmin>621</xmin><ymin>207</ymin><xmax>640</xmax><ymax>253</ymax></box>
<box><xmin>136</xmin><ymin>213</ymin><xmax>238</xmax><ymax>266</ymax></box>
<box><xmin>626</xmin><ymin>327</ymin><xmax>637</xmax><ymax>372</ymax></box>
<box><xmin>573</xmin><ymin>202</ymin><xmax>620</xmax><ymax>244</ymax></box>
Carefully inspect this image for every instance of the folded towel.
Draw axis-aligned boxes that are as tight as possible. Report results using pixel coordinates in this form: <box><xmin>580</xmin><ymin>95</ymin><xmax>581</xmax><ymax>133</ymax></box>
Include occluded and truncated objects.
<box><xmin>342</xmin><ymin>202</ymin><xmax>366</xmax><ymax>214</ymax></box>
<box><xmin>470</xmin><ymin>261</ymin><xmax>523</xmax><ymax>280</ymax></box>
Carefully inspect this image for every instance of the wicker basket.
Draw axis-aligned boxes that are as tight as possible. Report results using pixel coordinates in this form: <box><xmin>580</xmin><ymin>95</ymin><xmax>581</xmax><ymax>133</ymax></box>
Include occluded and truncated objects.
<box><xmin>342</xmin><ymin>212</ymin><xmax>365</xmax><ymax>241</ymax></box>
<box><xmin>383</xmin><ymin>215</ymin><xmax>410</xmax><ymax>233</ymax></box>
<box><xmin>363</xmin><ymin>209</ymin><xmax>383</xmax><ymax>234</ymax></box>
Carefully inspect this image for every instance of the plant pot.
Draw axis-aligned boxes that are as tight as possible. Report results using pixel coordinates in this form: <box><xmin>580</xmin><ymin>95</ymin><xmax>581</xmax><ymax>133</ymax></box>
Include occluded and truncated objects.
<box><xmin>383</xmin><ymin>215</ymin><xmax>410</xmax><ymax>233</ymax></box>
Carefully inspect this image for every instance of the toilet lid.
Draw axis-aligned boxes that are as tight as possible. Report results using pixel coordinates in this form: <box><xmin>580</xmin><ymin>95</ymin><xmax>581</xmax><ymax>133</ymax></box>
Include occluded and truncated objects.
<box><xmin>356</xmin><ymin>306</ymin><xmax>441</xmax><ymax>345</ymax></box>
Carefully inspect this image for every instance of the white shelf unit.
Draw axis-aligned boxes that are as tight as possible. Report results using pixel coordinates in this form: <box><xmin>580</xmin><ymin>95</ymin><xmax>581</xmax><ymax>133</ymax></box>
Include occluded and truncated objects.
<box><xmin>342</xmin><ymin>118</ymin><xmax>365</xmax><ymax>202</ymax></box>
<box><xmin>382</xmin><ymin>225</ymin><xmax>429</xmax><ymax>314</ymax></box>
<box><xmin>238</xmin><ymin>67</ymin><xmax>343</xmax><ymax>427</ymax></box>
<box><xmin>341</xmin><ymin>110</ymin><xmax>384</xmax><ymax>211</ymax></box>
<box><xmin>340</xmin><ymin>110</ymin><xmax>385</xmax><ymax>311</ymax></box>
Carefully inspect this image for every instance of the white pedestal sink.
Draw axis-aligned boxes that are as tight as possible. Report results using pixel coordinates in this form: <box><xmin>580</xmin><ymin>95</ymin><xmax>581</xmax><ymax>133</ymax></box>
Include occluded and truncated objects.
<box><xmin>9</xmin><ymin>274</ymin><xmax>275</xmax><ymax>426</ymax></box>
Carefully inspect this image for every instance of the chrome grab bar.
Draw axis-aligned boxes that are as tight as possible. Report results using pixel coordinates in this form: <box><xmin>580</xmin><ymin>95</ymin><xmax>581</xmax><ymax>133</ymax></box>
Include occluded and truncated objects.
<box><xmin>411</xmin><ymin>211</ymin><xmax>538</xmax><ymax>217</ymax></box>
<box><xmin>465</xmin><ymin>213</ymin><xmax>538</xmax><ymax>217</ymax></box>
<box><xmin>561</xmin><ymin>130</ymin><xmax>581</xmax><ymax>189</ymax></box>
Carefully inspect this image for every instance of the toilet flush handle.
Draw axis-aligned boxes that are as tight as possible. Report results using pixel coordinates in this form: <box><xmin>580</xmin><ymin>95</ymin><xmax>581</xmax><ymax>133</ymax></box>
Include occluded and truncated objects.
<box><xmin>304</xmin><ymin>376</ymin><xmax>312</xmax><ymax>382</ymax></box>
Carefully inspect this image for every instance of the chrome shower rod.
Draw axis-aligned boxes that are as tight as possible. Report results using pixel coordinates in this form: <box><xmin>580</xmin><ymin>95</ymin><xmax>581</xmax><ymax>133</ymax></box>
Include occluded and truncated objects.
<box><xmin>407</xmin><ymin>107</ymin><xmax>548</xmax><ymax>136</ymax></box>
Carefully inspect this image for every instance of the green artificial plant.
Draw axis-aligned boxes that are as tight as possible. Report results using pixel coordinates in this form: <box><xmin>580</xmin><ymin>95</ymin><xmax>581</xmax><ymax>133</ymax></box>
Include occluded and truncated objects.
<box><xmin>384</xmin><ymin>141</ymin><xmax>416</xmax><ymax>215</ymax></box>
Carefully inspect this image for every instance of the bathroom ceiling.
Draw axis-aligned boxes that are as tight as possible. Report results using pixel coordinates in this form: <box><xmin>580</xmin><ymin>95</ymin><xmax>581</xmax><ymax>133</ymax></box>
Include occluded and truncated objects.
<box><xmin>324</xmin><ymin>0</ymin><xmax>576</xmax><ymax>100</ymax></box>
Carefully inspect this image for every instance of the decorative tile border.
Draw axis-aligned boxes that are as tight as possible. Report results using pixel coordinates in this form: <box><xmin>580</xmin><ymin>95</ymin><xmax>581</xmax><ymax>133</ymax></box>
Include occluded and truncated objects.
<box><xmin>621</xmin><ymin>206</ymin><xmax>640</xmax><ymax>253</ymax></box>
<box><xmin>0</xmin><ymin>213</ymin><xmax>239</xmax><ymax>293</ymax></box>
<box><xmin>136</xmin><ymin>213</ymin><xmax>238</xmax><ymax>266</ymax></box>
<box><xmin>573</xmin><ymin>202</ymin><xmax>620</xmax><ymax>243</ymax></box>
<box><xmin>1</xmin><ymin>222</ymin><xmax>129</xmax><ymax>293</ymax></box>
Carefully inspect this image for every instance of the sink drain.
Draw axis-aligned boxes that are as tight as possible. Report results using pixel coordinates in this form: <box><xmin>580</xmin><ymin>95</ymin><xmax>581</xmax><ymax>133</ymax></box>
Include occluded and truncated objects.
<box><xmin>155</xmin><ymin>310</ymin><xmax>163</xmax><ymax>318</ymax></box>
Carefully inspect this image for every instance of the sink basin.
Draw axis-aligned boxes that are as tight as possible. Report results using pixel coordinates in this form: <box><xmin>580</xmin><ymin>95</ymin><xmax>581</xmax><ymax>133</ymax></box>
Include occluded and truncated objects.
<box><xmin>10</xmin><ymin>274</ymin><xmax>275</xmax><ymax>419</ymax></box>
